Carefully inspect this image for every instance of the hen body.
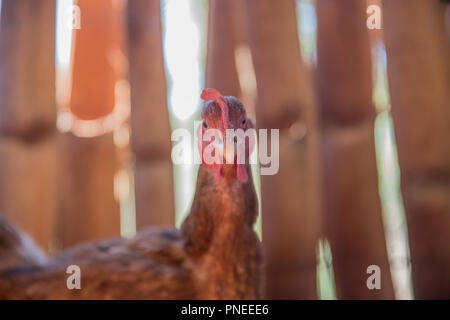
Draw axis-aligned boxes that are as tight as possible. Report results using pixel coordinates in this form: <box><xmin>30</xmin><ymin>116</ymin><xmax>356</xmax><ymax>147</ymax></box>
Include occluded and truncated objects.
<box><xmin>0</xmin><ymin>225</ymin><xmax>195</xmax><ymax>299</ymax></box>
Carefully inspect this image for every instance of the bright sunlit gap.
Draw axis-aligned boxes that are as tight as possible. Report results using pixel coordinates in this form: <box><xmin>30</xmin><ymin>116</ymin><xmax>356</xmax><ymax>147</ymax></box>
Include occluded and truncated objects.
<box><xmin>56</xmin><ymin>0</ymin><xmax>74</xmax><ymax>110</ymax></box>
<box><xmin>161</xmin><ymin>0</ymin><xmax>207</xmax><ymax>226</ymax></box>
<box><xmin>163</xmin><ymin>0</ymin><xmax>203</xmax><ymax>121</ymax></box>
<box><xmin>375</xmin><ymin>112</ymin><xmax>413</xmax><ymax>300</ymax></box>
<box><xmin>297</xmin><ymin>0</ymin><xmax>317</xmax><ymax>66</ymax></box>
<box><xmin>372</xmin><ymin>41</ymin><xmax>413</xmax><ymax>300</ymax></box>
<box><xmin>56</xmin><ymin>0</ymin><xmax>74</xmax><ymax>71</ymax></box>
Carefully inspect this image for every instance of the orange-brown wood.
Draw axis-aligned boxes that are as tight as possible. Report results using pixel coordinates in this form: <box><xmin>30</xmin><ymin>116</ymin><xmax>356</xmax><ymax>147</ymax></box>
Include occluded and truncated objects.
<box><xmin>0</xmin><ymin>136</ymin><xmax>59</xmax><ymax>251</ymax></box>
<box><xmin>127</xmin><ymin>0</ymin><xmax>175</xmax><ymax>228</ymax></box>
<box><xmin>59</xmin><ymin>133</ymin><xmax>120</xmax><ymax>248</ymax></box>
<box><xmin>316</xmin><ymin>0</ymin><xmax>394</xmax><ymax>299</ymax></box>
<box><xmin>0</xmin><ymin>0</ymin><xmax>56</xmax><ymax>138</ymax></box>
<box><xmin>245</xmin><ymin>0</ymin><xmax>322</xmax><ymax>299</ymax></box>
<box><xmin>70</xmin><ymin>0</ymin><xmax>123</xmax><ymax>120</ymax></box>
<box><xmin>0</xmin><ymin>0</ymin><xmax>58</xmax><ymax>251</ymax></box>
<box><xmin>383</xmin><ymin>0</ymin><xmax>450</xmax><ymax>299</ymax></box>
<box><xmin>205</xmin><ymin>0</ymin><xmax>243</xmax><ymax>99</ymax></box>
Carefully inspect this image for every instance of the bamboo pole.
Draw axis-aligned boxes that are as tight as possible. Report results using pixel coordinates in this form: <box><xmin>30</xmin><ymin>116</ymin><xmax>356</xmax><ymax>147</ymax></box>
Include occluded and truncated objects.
<box><xmin>244</xmin><ymin>0</ymin><xmax>322</xmax><ymax>299</ymax></box>
<box><xmin>70</xmin><ymin>0</ymin><xmax>120</xmax><ymax>120</ymax></box>
<box><xmin>0</xmin><ymin>0</ymin><xmax>56</xmax><ymax>137</ymax></box>
<box><xmin>61</xmin><ymin>0</ymin><xmax>122</xmax><ymax>247</ymax></box>
<box><xmin>205</xmin><ymin>0</ymin><xmax>242</xmax><ymax>99</ymax></box>
<box><xmin>127</xmin><ymin>0</ymin><xmax>175</xmax><ymax>228</ymax></box>
<box><xmin>59</xmin><ymin>133</ymin><xmax>120</xmax><ymax>247</ymax></box>
<box><xmin>316</xmin><ymin>0</ymin><xmax>394</xmax><ymax>299</ymax></box>
<box><xmin>383</xmin><ymin>0</ymin><xmax>450</xmax><ymax>299</ymax></box>
<box><xmin>0</xmin><ymin>0</ymin><xmax>58</xmax><ymax>251</ymax></box>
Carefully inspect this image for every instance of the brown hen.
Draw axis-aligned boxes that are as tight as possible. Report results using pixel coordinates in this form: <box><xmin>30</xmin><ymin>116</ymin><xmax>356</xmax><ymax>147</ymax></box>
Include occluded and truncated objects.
<box><xmin>0</xmin><ymin>89</ymin><xmax>263</xmax><ymax>299</ymax></box>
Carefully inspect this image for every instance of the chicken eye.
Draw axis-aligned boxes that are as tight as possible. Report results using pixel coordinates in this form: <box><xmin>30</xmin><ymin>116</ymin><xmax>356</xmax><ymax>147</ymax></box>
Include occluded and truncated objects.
<box><xmin>242</xmin><ymin>117</ymin><xmax>247</xmax><ymax>125</ymax></box>
<box><xmin>202</xmin><ymin>121</ymin><xmax>208</xmax><ymax>128</ymax></box>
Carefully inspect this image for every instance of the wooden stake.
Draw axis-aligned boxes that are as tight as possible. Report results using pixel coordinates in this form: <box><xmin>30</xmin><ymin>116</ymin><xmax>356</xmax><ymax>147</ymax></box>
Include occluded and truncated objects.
<box><xmin>127</xmin><ymin>0</ymin><xmax>175</xmax><ymax>228</ymax></box>
<box><xmin>383</xmin><ymin>0</ymin><xmax>450</xmax><ymax>299</ymax></box>
<box><xmin>316</xmin><ymin>0</ymin><xmax>394</xmax><ymax>299</ymax></box>
<box><xmin>245</xmin><ymin>0</ymin><xmax>322</xmax><ymax>299</ymax></box>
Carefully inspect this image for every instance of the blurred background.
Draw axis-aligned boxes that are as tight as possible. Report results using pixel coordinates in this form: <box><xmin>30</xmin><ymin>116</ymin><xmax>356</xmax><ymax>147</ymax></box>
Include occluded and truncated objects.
<box><xmin>0</xmin><ymin>0</ymin><xmax>449</xmax><ymax>299</ymax></box>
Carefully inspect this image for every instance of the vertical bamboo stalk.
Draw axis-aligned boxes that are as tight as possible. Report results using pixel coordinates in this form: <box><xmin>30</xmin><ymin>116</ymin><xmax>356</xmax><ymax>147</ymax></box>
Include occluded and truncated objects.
<box><xmin>205</xmin><ymin>0</ymin><xmax>242</xmax><ymax>99</ymax></box>
<box><xmin>316</xmin><ymin>0</ymin><xmax>394</xmax><ymax>299</ymax></box>
<box><xmin>70</xmin><ymin>0</ymin><xmax>119</xmax><ymax>120</ymax></box>
<box><xmin>60</xmin><ymin>133</ymin><xmax>120</xmax><ymax>247</ymax></box>
<box><xmin>0</xmin><ymin>0</ymin><xmax>56</xmax><ymax>137</ymax></box>
<box><xmin>0</xmin><ymin>0</ymin><xmax>58</xmax><ymax>251</ymax></box>
<box><xmin>245</xmin><ymin>0</ymin><xmax>322</xmax><ymax>299</ymax></box>
<box><xmin>61</xmin><ymin>0</ymin><xmax>122</xmax><ymax>247</ymax></box>
<box><xmin>127</xmin><ymin>0</ymin><xmax>175</xmax><ymax>228</ymax></box>
<box><xmin>0</xmin><ymin>136</ymin><xmax>59</xmax><ymax>251</ymax></box>
<box><xmin>383</xmin><ymin>0</ymin><xmax>450</xmax><ymax>299</ymax></box>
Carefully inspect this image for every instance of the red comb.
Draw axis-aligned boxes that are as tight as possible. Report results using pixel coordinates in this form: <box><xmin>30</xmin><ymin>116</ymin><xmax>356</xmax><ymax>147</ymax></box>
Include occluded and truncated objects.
<box><xmin>201</xmin><ymin>88</ymin><xmax>223</xmax><ymax>102</ymax></box>
<box><xmin>201</xmin><ymin>88</ymin><xmax>229</xmax><ymax>133</ymax></box>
